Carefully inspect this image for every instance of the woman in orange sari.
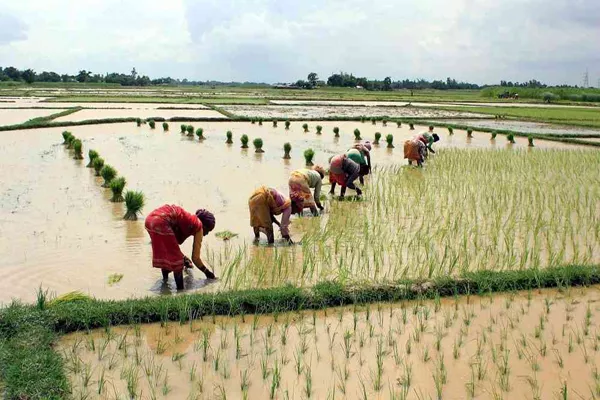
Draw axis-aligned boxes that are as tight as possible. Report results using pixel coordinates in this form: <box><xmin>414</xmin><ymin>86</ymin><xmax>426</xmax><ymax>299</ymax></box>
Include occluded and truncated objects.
<box><xmin>249</xmin><ymin>186</ymin><xmax>293</xmax><ymax>244</ymax></box>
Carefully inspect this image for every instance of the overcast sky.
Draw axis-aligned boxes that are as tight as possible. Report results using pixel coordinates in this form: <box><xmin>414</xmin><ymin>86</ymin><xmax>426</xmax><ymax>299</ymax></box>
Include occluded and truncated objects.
<box><xmin>0</xmin><ymin>0</ymin><xmax>599</xmax><ymax>85</ymax></box>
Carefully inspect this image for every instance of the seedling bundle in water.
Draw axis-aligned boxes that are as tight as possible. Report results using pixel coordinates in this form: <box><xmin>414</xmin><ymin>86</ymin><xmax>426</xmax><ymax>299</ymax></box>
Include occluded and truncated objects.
<box><xmin>109</xmin><ymin>177</ymin><xmax>126</xmax><ymax>202</ymax></box>
<box><xmin>528</xmin><ymin>136</ymin><xmax>535</xmax><ymax>147</ymax></box>
<box><xmin>448</xmin><ymin>127</ymin><xmax>454</xmax><ymax>135</ymax></box>
<box><xmin>72</xmin><ymin>139</ymin><xmax>83</xmax><ymax>160</ymax></box>
<box><xmin>226</xmin><ymin>131</ymin><xmax>233</xmax><ymax>144</ymax></box>
<box><xmin>241</xmin><ymin>134</ymin><xmax>249</xmax><ymax>149</ymax></box>
<box><xmin>304</xmin><ymin>148</ymin><xmax>315</xmax><ymax>166</ymax></box>
<box><xmin>302</xmin><ymin>123</ymin><xmax>309</xmax><ymax>133</ymax></box>
<box><xmin>467</xmin><ymin>129</ymin><xmax>473</xmax><ymax>138</ymax></box>
<box><xmin>180</xmin><ymin>124</ymin><xmax>187</xmax><ymax>133</ymax></box>
<box><xmin>354</xmin><ymin>129</ymin><xmax>361</xmax><ymax>140</ymax></box>
<box><xmin>215</xmin><ymin>231</ymin><xmax>239</xmax><ymax>240</ymax></box>
<box><xmin>285</xmin><ymin>120</ymin><xmax>291</xmax><ymax>130</ymax></box>
<box><xmin>273</xmin><ymin>120</ymin><xmax>278</xmax><ymax>127</ymax></box>
<box><xmin>396</xmin><ymin>121</ymin><xmax>402</xmax><ymax>128</ymax></box>
<box><xmin>186</xmin><ymin>125</ymin><xmax>195</xmax><ymax>137</ymax></box>
<box><xmin>254</xmin><ymin>138</ymin><xmax>264</xmax><ymax>153</ymax></box>
<box><xmin>107</xmin><ymin>273</ymin><xmax>124</xmax><ymax>285</ymax></box>
<box><xmin>148</xmin><ymin>120</ymin><xmax>156</xmax><ymax>129</ymax></box>
<box><xmin>93</xmin><ymin>157</ymin><xmax>105</xmax><ymax>176</ymax></box>
<box><xmin>86</xmin><ymin>150</ymin><xmax>99</xmax><ymax>168</ymax></box>
<box><xmin>386</xmin><ymin>134</ymin><xmax>394</xmax><ymax>148</ymax></box>
<box><xmin>124</xmin><ymin>191</ymin><xmax>145</xmax><ymax>221</ymax></box>
<box><xmin>507</xmin><ymin>133</ymin><xmax>515</xmax><ymax>144</ymax></box>
<box><xmin>316</xmin><ymin>125</ymin><xmax>323</xmax><ymax>135</ymax></box>
<box><xmin>196</xmin><ymin>128</ymin><xmax>205</xmax><ymax>141</ymax></box>
<box><xmin>491</xmin><ymin>131</ymin><xmax>498</xmax><ymax>140</ymax></box>
<box><xmin>100</xmin><ymin>165</ymin><xmax>117</xmax><ymax>188</ymax></box>
<box><xmin>162</xmin><ymin>122</ymin><xmax>169</xmax><ymax>131</ymax></box>
<box><xmin>409</xmin><ymin>123</ymin><xmax>415</xmax><ymax>130</ymax></box>
<box><xmin>62</xmin><ymin>131</ymin><xmax>73</xmax><ymax>145</ymax></box>
<box><xmin>333</xmin><ymin>127</ymin><xmax>340</xmax><ymax>137</ymax></box>
<box><xmin>283</xmin><ymin>143</ymin><xmax>292</xmax><ymax>159</ymax></box>
<box><xmin>374</xmin><ymin>132</ymin><xmax>382</xmax><ymax>145</ymax></box>
<box><xmin>136</xmin><ymin>118</ymin><xmax>142</xmax><ymax>127</ymax></box>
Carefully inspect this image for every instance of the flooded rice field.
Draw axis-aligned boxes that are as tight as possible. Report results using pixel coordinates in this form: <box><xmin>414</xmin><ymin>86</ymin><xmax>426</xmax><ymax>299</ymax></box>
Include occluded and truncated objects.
<box><xmin>271</xmin><ymin>100</ymin><xmax>600</xmax><ymax>109</ymax></box>
<box><xmin>219</xmin><ymin>105</ymin><xmax>488</xmax><ymax>119</ymax></box>
<box><xmin>0</xmin><ymin>119</ymin><xmax>595</xmax><ymax>304</ymax></box>
<box><xmin>61</xmin><ymin>285</ymin><xmax>600</xmax><ymax>399</ymax></box>
<box><xmin>439</xmin><ymin>119</ymin><xmax>600</xmax><ymax>136</ymax></box>
<box><xmin>52</xmin><ymin>108</ymin><xmax>226</xmax><ymax>122</ymax></box>
<box><xmin>0</xmin><ymin>97</ymin><xmax>210</xmax><ymax>109</ymax></box>
<box><xmin>0</xmin><ymin>107</ymin><xmax>68</xmax><ymax>125</ymax></box>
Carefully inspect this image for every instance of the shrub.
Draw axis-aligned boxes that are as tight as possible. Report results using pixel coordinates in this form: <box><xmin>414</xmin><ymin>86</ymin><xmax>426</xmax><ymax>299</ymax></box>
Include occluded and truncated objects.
<box><xmin>92</xmin><ymin>157</ymin><xmax>105</xmax><ymax>176</ymax></box>
<box><xmin>467</xmin><ymin>128</ymin><xmax>473</xmax><ymax>138</ymax></box>
<box><xmin>253</xmin><ymin>138</ymin><xmax>264</xmax><ymax>153</ymax></box>
<box><xmin>109</xmin><ymin>177</ymin><xmax>126</xmax><ymax>203</ymax></box>
<box><xmin>86</xmin><ymin>149</ymin><xmax>99</xmax><ymax>168</ymax></box>
<box><xmin>316</xmin><ymin>125</ymin><xmax>323</xmax><ymax>135</ymax></box>
<box><xmin>180</xmin><ymin>124</ymin><xmax>187</xmax><ymax>133</ymax></box>
<box><xmin>448</xmin><ymin>126</ymin><xmax>454</xmax><ymax>135</ymax></box>
<box><xmin>396</xmin><ymin>121</ymin><xmax>402</xmax><ymax>128</ymax></box>
<box><xmin>123</xmin><ymin>191</ymin><xmax>145</xmax><ymax>221</ymax></box>
<box><xmin>273</xmin><ymin>120</ymin><xmax>278</xmax><ymax>127</ymax></box>
<box><xmin>186</xmin><ymin>125</ymin><xmax>194</xmax><ymax>136</ymax></box>
<box><xmin>285</xmin><ymin>120</ymin><xmax>291</xmax><ymax>130</ymax></box>
<box><xmin>304</xmin><ymin>148</ymin><xmax>315</xmax><ymax>166</ymax></box>
<box><xmin>542</xmin><ymin>92</ymin><xmax>559</xmax><ymax>103</ymax></box>
<box><xmin>72</xmin><ymin>139</ymin><xmax>83</xmax><ymax>160</ymax></box>
<box><xmin>528</xmin><ymin>136</ymin><xmax>534</xmax><ymax>147</ymax></box>
<box><xmin>148</xmin><ymin>120</ymin><xmax>156</xmax><ymax>129</ymax></box>
<box><xmin>283</xmin><ymin>143</ymin><xmax>291</xmax><ymax>159</ymax></box>
<box><xmin>491</xmin><ymin>131</ymin><xmax>498</xmax><ymax>140</ymax></box>
<box><xmin>386</xmin><ymin>134</ymin><xmax>394</xmax><ymax>148</ymax></box>
<box><xmin>241</xmin><ymin>134</ymin><xmax>249</xmax><ymax>148</ymax></box>
<box><xmin>226</xmin><ymin>131</ymin><xmax>233</xmax><ymax>144</ymax></box>
<box><xmin>100</xmin><ymin>165</ymin><xmax>117</xmax><ymax>188</ymax></box>
<box><xmin>302</xmin><ymin>123</ymin><xmax>309</xmax><ymax>132</ymax></box>
<box><xmin>136</xmin><ymin>118</ymin><xmax>142</xmax><ymax>127</ymax></box>
<box><xmin>507</xmin><ymin>133</ymin><xmax>515</xmax><ymax>143</ymax></box>
<box><xmin>61</xmin><ymin>131</ymin><xmax>73</xmax><ymax>144</ymax></box>
<box><xmin>195</xmin><ymin>128</ymin><xmax>205</xmax><ymax>141</ymax></box>
<box><xmin>333</xmin><ymin>127</ymin><xmax>340</xmax><ymax>137</ymax></box>
<box><xmin>409</xmin><ymin>123</ymin><xmax>414</xmax><ymax>130</ymax></box>
<box><xmin>374</xmin><ymin>132</ymin><xmax>381</xmax><ymax>145</ymax></box>
<box><xmin>162</xmin><ymin>122</ymin><xmax>169</xmax><ymax>131</ymax></box>
<box><xmin>354</xmin><ymin>129</ymin><xmax>361</xmax><ymax>140</ymax></box>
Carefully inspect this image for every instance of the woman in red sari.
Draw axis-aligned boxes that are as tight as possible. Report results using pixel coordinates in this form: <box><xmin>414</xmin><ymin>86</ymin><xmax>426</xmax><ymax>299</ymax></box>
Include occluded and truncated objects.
<box><xmin>145</xmin><ymin>205</ymin><xmax>217</xmax><ymax>290</ymax></box>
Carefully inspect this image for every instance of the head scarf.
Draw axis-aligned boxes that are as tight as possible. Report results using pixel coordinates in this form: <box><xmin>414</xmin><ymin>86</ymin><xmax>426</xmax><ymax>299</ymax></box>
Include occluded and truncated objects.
<box><xmin>312</xmin><ymin>165</ymin><xmax>326</xmax><ymax>178</ymax></box>
<box><xmin>195</xmin><ymin>209</ymin><xmax>216</xmax><ymax>234</ymax></box>
<box><xmin>432</xmin><ymin>133</ymin><xmax>440</xmax><ymax>142</ymax></box>
<box><xmin>363</xmin><ymin>141</ymin><xmax>372</xmax><ymax>151</ymax></box>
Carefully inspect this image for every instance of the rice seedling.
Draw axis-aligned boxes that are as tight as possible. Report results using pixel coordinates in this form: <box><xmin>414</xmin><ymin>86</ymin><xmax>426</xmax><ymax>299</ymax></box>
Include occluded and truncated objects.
<box><xmin>123</xmin><ymin>190</ymin><xmax>145</xmax><ymax>221</ymax></box>
<box><xmin>162</xmin><ymin>122</ymin><xmax>169</xmax><ymax>131</ymax></box>
<box><xmin>99</xmin><ymin>165</ymin><xmax>117</xmax><ymax>188</ymax></box>
<box><xmin>186</xmin><ymin>125</ymin><xmax>194</xmax><ymax>136</ymax></box>
<box><xmin>374</xmin><ymin>132</ymin><xmax>381</xmax><ymax>144</ymax></box>
<box><xmin>62</xmin><ymin>130</ymin><xmax>73</xmax><ymax>144</ymax></box>
<box><xmin>285</xmin><ymin>120</ymin><xmax>290</xmax><ymax>129</ymax></box>
<box><xmin>195</xmin><ymin>128</ymin><xmax>205</xmax><ymax>141</ymax></box>
<box><xmin>507</xmin><ymin>133</ymin><xmax>515</xmax><ymax>143</ymax></box>
<box><xmin>283</xmin><ymin>142</ymin><xmax>291</xmax><ymax>159</ymax></box>
<box><xmin>148</xmin><ymin>120</ymin><xmax>156</xmax><ymax>129</ymax></box>
<box><xmin>448</xmin><ymin>126</ymin><xmax>453</xmax><ymax>135</ymax></box>
<box><xmin>409</xmin><ymin>123</ymin><xmax>414</xmax><ymax>130</ymax></box>
<box><xmin>491</xmin><ymin>131</ymin><xmax>498</xmax><ymax>139</ymax></box>
<box><xmin>304</xmin><ymin>148</ymin><xmax>315</xmax><ymax>166</ymax></box>
<box><xmin>386</xmin><ymin>134</ymin><xmax>394</xmax><ymax>148</ymax></box>
<box><xmin>66</xmin><ymin>134</ymin><xmax>76</xmax><ymax>149</ymax></box>
<box><xmin>304</xmin><ymin>368</ymin><xmax>313</xmax><ymax>398</ymax></box>
<box><xmin>382</xmin><ymin>118</ymin><xmax>388</xmax><ymax>126</ymax></box>
<box><xmin>333</xmin><ymin>127</ymin><xmax>340</xmax><ymax>137</ymax></box>
<box><xmin>180</xmin><ymin>124</ymin><xmax>187</xmax><ymax>133</ymax></box>
<box><xmin>273</xmin><ymin>120</ymin><xmax>278</xmax><ymax>127</ymax></box>
<box><xmin>354</xmin><ymin>128</ymin><xmax>361</xmax><ymax>140</ymax></box>
<box><xmin>258</xmin><ymin>117</ymin><xmax>264</xmax><ymax>126</ymax></box>
<box><xmin>303</xmin><ymin>123</ymin><xmax>309</xmax><ymax>132</ymax></box>
<box><xmin>72</xmin><ymin>139</ymin><xmax>84</xmax><ymax>160</ymax></box>
<box><xmin>253</xmin><ymin>138</ymin><xmax>264</xmax><ymax>153</ymax></box>
<box><xmin>109</xmin><ymin>177</ymin><xmax>126</xmax><ymax>202</ymax></box>
<box><xmin>528</xmin><ymin>136</ymin><xmax>534</xmax><ymax>147</ymax></box>
<box><xmin>240</xmin><ymin>134</ymin><xmax>249</xmax><ymax>149</ymax></box>
<box><xmin>226</xmin><ymin>130</ymin><xmax>233</xmax><ymax>144</ymax></box>
<box><xmin>136</xmin><ymin>118</ymin><xmax>142</xmax><ymax>127</ymax></box>
<box><xmin>86</xmin><ymin>149</ymin><xmax>98</xmax><ymax>168</ymax></box>
<box><xmin>467</xmin><ymin>128</ymin><xmax>473</xmax><ymax>138</ymax></box>
<box><xmin>316</xmin><ymin>125</ymin><xmax>323</xmax><ymax>135</ymax></box>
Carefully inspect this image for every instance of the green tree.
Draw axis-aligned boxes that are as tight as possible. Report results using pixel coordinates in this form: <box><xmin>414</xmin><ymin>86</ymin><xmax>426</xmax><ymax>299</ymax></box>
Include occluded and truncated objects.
<box><xmin>21</xmin><ymin>69</ymin><xmax>36</xmax><ymax>84</ymax></box>
<box><xmin>383</xmin><ymin>76</ymin><xmax>392</xmax><ymax>91</ymax></box>
<box><xmin>307</xmin><ymin>72</ymin><xmax>319</xmax><ymax>88</ymax></box>
<box><xmin>76</xmin><ymin>70</ymin><xmax>92</xmax><ymax>83</ymax></box>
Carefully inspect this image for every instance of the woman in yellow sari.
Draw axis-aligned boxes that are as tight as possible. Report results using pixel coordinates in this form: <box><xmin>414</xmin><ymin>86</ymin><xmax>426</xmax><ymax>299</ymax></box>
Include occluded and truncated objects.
<box><xmin>288</xmin><ymin>166</ymin><xmax>325</xmax><ymax>216</ymax></box>
<box><xmin>248</xmin><ymin>187</ymin><xmax>293</xmax><ymax>244</ymax></box>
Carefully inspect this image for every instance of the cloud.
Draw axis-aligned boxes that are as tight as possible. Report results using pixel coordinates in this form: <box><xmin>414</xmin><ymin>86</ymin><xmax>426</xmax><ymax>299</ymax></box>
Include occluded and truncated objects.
<box><xmin>0</xmin><ymin>0</ymin><xmax>599</xmax><ymax>85</ymax></box>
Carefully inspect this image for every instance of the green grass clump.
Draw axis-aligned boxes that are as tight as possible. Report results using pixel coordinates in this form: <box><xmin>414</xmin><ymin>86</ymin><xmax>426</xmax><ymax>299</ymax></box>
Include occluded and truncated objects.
<box><xmin>215</xmin><ymin>231</ymin><xmax>238</xmax><ymax>240</ymax></box>
<box><xmin>253</xmin><ymin>138</ymin><xmax>264</xmax><ymax>153</ymax></box>
<box><xmin>304</xmin><ymin>148</ymin><xmax>315</xmax><ymax>166</ymax></box>
<box><xmin>241</xmin><ymin>134</ymin><xmax>249</xmax><ymax>148</ymax></box>
<box><xmin>100</xmin><ymin>165</ymin><xmax>117</xmax><ymax>188</ymax></box>
<box><xmin>374</xmin><ymin>132</ymin><xmax>381</xmax><ymax>145</ymax></box>
<box><xmin>61</xmin><ymin>131</ymin><xmax>73</xmax><ymax>144</ymax></box>
<box><xmin>316</xmin><ymin>125</ymin><xmax>323</xmax><ymax>134</ymax></box>
<box><xmin>86</xmin><ymin>149</ymin><xmax>99</xmax><ymax>168</ymax></box>
<box><xmin>386</xmin><ymin>134</ymin><xmax>394</xmax><ymax>148</ymax></box>
<box><xmin>123</xmin><ymin>191</ymin><xmax>145</xmax><ymax>221</ymax></box>
<box><xmin>107</xmin><ymin>273</ymin><xmax>124</xmax><ymax>285</ymax></box>
<box><xmin>507</xmin><ymin>133</ymin><xmax>515</xmax><ymax>144</ymax></box>
<box><xmin>72</xmin><ymin>139</ymin><xmax>83</xmax><ymax>160</ymax></box>
<box><xmin>136</xmin><ymin>118</ymin><xmax>142</xmax><ymax>127</ymax></box>
<box><xmin>196</xmin><ymin>128</ymin><xmax>205</xmax><ymax>140</ymax></box>
<box><xmin>528</xmin><ymin>136</ymin><xmax>534</xmax><ymax>147</ymax></box>
<box><xmin>467</xmin><ymin>128</ymin><xmax>473</xmax><ymax>138</ymax></box>
<box><xmin>92</xmin><ymin>157</ymin><xmax>105</xmax><ymax>176</ymax></box>
<box><xmin>226</xmin><ymin>130</ymin><xmax>233</xmax><ymax>144</ymax></box>
<box><xmin>285</xmin><ymin>120</ymin><xmax>290</xmax><ymax>130</ymax></box>
<box><xmin>354</xmin><ymin>128</ymin><xmax>361</xmax><ymax>140</ymax></box>
<box><xmin>162</xmin><ymin>122</ymin><xmax>169</xmax><ymax>131</ymax></box>
<box><xmin>333</xmin><ymin>127</ymin><xmax>340</xmax><ymax>137</ymax></box>
<box><xmin>186</xmin><ymin>125</ymin><xmax>194</xmax><ymax>136</ymax></box>
<box><xmin>109</xmin><ymin>176</ymin><xmax>126</xmax><ymax>202</ymax></box>
<box><xmin>302</xmin><ymin>123</ymin><xmax>309</xmax><ymax>133</ymax></box>
<box><xmin>283</xmin><ymin>142</ymin><xmax>292</xmax><ymax>159</ymax></box>
<box><xmin>148</xmin><ymin>120</ymin><xmax>156</xmax><ymax>129</ymax></box>
<box><xmin>181</xmin><ymin>124</ymin><xmax>187</xmax><ymax>133</ymax></box>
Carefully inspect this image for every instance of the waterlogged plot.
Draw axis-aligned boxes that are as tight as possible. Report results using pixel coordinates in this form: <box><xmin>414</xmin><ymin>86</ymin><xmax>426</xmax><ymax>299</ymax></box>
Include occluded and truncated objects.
<box><xmin>438</xmin><ymin>119</ymin><xmax>600</xmax><ymax>136</ymax></box>
<box><xmin>62</xmin><ymin>286</ymin><xmax>600</xmax><ymax>399</ymax></box>
<box><xmin>217</xmin><ymin>149</ymin><xmax>600</xmax><ymax>289</ymax></box>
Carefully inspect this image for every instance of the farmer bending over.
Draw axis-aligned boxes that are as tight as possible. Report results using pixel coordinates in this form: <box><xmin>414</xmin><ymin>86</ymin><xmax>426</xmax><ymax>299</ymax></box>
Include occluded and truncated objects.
<box><xmin>249</xmin><ymin>186</ymin><xmax>293</xmax><ymax>244</ymax></box>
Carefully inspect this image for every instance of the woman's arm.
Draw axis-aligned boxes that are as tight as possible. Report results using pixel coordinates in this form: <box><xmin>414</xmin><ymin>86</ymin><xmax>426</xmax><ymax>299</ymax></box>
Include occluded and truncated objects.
<box><xmin>191</xmin><ymin>229</ymin><xmax>216</xmax><ymax>278</ymax></box>
<box><xmin>313</xmin><ymin>178</ymin><xmax>323</xmax><ymax>210</ymax></box>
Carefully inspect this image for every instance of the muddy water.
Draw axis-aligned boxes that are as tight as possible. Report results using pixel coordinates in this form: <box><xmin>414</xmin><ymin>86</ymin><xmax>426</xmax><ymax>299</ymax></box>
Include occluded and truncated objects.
<box><xmin>60</xmin><ymin>286</ymin><xmax>600</xmax><ymax>400</ymax></box>
<box><xmin>0</xmin><ymin>97</ymin><xmax>210</xmax><ymax>109</ymax></box>
<box><xmin>440</xmin><ymin>119</ymin><xmax>600</xmax><ymax>136</ymax></box>
<box><xmin>0</xmin><ymin>108</ymin><xmax>68</xmax><ymax>125</ymax></box>
<box><xmin>0</xmin><ymin>121</ymin><xmax>588</xmax><ymax>304</ymax></box>
<box><xmin>271</xmin><ymin>100</ymin><xmax>600</xmax><ymax>109</ymax></box>
<box><xmin>52</xmin><ymin>108</ymin><xmax>226</xmax><ymax>122</ymax></box>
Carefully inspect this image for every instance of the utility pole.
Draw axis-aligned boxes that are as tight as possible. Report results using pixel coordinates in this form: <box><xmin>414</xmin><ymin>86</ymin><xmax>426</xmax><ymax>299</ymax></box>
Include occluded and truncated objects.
<box><xmin>583</xmin><ymin>69</ymin><xmax>589</xmax><ymax>88</ymax></box>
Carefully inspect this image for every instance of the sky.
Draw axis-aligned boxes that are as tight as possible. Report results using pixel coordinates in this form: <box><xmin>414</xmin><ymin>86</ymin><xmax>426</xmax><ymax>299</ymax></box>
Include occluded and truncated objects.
<box><xmin>0</xmin><ymin>0</ymin><xmax>599</xmax><ymax>86</ymax></box>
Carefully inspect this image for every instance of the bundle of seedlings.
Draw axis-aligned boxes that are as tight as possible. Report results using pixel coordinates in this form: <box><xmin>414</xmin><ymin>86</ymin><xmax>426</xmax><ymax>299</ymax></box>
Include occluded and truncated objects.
<box><xmin>148</xmin><ymin>120</ymin><xmax>156</xmax><ymax>129</ymax></box>
<box><xmin>374</xmin><ymin>132</ymin><xmax>381</xmax><ymax>145</ymax></box>
<box><xmin>123</xmin><ymin>191</ymin><xmax>145</xmax><ymax>221</ymax></box>
<box><xmin>528</xmin><ymin>136</ymin><xmax>534</xmax><ymax>147</ymax></box>
<box><xmin>386</xmin><ymin>134</ymin><xmax>395</xmax><ymax>148</ymax></box>
<box><xmin>62</xmin><ymin>131</ymin><xmax>73</xmax><ymax>144</ymax></box>
<box><xmin>302</xmin><ymin>123</ymin><xmax>309</xmax><ymax>133</ymax></box>
<box><xmin>396</xmin><ymin>121</ymin><xmax>402</xmax><ymax>128</ymax></box>
<box><xmin>448</xmin><ymin>126</ymin><xmax>454</xmax><ymax>135</ymax></box>
<box><xmin>273</xmin><ymin>120</ymin><xmax>278</xmax><ymax>127</ymax></box>
<box><xmin>241</xmin><ymin>134</ymin><xmax>249</xmax><ymax>149</ymax></box>
<box><xmin>409</xmin><ymin>123</ymin><xmax>415</xmax><ymax>130</ymax></box>
<box><xmin>285</xmin><ymin>120</ymin><xmax>291</xmax><ymax>130</ymax></box>
<box><xmin>316</xmin><ymin>125</ymin><xmax>323</xmax><ymax>135</ymax></box>
<box><xmin>100</xmin><ymin>165</ymin><xmax>117</xmax><ymax>188</ymax></box>
<box><xmin>186</xmin><ymin>125</ymin><xmax>195</xmax><ymax>137</ymax></box>
<box><xmin>136</xmin><ymin>118</ymin><xmax>142</xmax><ymax>127</ymax></box>
<box><xmin>491</xmin><ymin>131</ymin><xmax>498</xmax><ymax>140</ymax></box>
<box><xmin>258</xmin><ymin>118</ymin><xmax>264</xmax><ymax>126</ymax></box>
<box><xmin>507</xmin><ymin>133</ymin><xmax>516</xmax><ymax>144</ymax></box>
<box><xmin>304</xmin><ymin>148</ymin><xmax>315</xmax><ymax>166</ymax></box>
<box><xmin>181</xmin><ymin>124</ymin><xmax>187</xmax><ymax>133</ymax></box>
<box><xmin>92</xmin><ymin>157</ymin><xmax>105</xmax><ymax>176</ymax></box>
<box><xmin>196</xmin><ymin>128</ymin><xmax>205</xmax><ymax>141</ymax></box>
<box><xmin>354</xmin><ymin>129</ymin><xmax>361</xmax><ymax>140</ymax></box>
<box><xmin>72</xmin><ymin>139</ymin><xmax>84</xmax><ymax>160</ymax></box>
<box><xmin>253</xmin><ymin>138</ymin><xmax>265</xmax><ymax>153</ymax></box>
<box><xmin>333</xmin><ymin>127</ymin><xmax>340</xmax><ymax>137</ymax></box>
<box><xmin>86</xmin><ymin>150</ymin><xmax>99</xmax><ymax>168</ymax></box>
<box><xmin>467</xmin><ymin>129</ymin><xmax>473</xmax><ymax>138</ymax></box>
<box><xmin>109</xmin><ymin>177</ymin><xmax>126</xmax><ymax>202</ymax></box>
<box><xmin>283</xmin><ymin>143</ymin><xmax>292</xmax><ymax>159</ymax></box>
<box><xmin>162</xmin><ymin>122</ymin><xmax>169</xmax><ymax>131</ymax></box>
<box><xmin>226</xmin><ymin>131</ymin><xmax>233</xmax><ymax>144</ymax></box>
